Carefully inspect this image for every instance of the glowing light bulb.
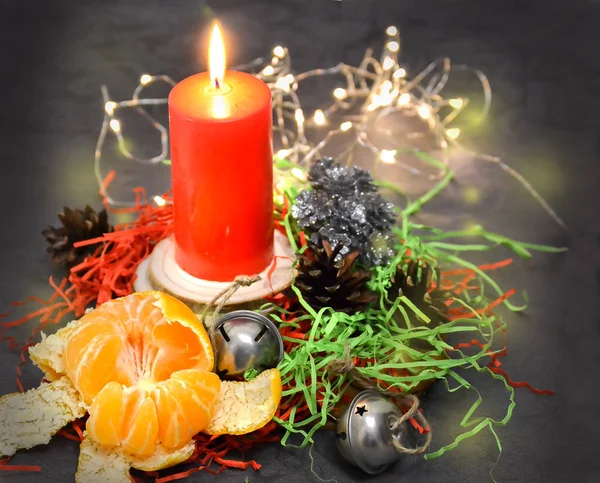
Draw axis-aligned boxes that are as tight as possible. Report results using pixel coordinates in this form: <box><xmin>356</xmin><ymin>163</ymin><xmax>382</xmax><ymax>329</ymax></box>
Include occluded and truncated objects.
<box><xmin>109</xmin><ymin>119</ymin><xmax>121</xmax><ymax>133</ymax></box>
<box><xmin>418</xmin><ymin>104</ymin><xmax>431</xmax><ymax>119</ymax></box>
<box><xmin>449</xmin><ymin>98</ymin><xmax>464</xmax><ymax>109</ymax></box>
<box><xmin>274</xmin><ymin>79</ymin><xmax>289</xmax><ymax>91</ymax></box>
<box><xmin>386</xmin><ymin>26</ymin><xmax>398</xmax><ymax>36</ymax></box>
<box><xmin>262</xmin><ymin>65</ymin><xmax>275</xmax><ymax>76</ymax></box>
<box><xmin>382</xmin><ymin>57</ymin><xmax>395</xmax><ymax>70</ymax></box>
<box><xmin>291</xmin><ymin>167</ymin><xmax>307</xmax><ymax>182</ymax></box>
<box><xmin>340</xmin><ymin>121</ymin><xmax>353</xmax><ymax>132</ymax></box>
<box><xmin>398</xmin><ymin>92</ymin><xmax>411</xmax><ymax>106</ymax></box>
<box><xmin>276</xmin><ymin>148</ymin><xmax>292</xmax><ymax>158</ymax></box>
<box><xmin>376</xmin><ymin>81</ymin><xmax>394</xmax><ymax>107</ymax></box>
<box><xmin>446</xmin><ymin>127</ymin><xmax>461</xmax><ymax>139</ymax></box>
<box><xmin>313</xmin><ymin>109</ymin><xmax>326</xmax><ymax>126</ymax></box>
<box><xmin>153</xmin><ymin>195</ymin><xmax>166</xmax><ymax>206</ymax></box>
<box><xmin>104</xmin><ymin>101</ymin><xmax>117</xmax><ymax>116</ymax></box>
<box><xmin>367</xmin><ymin>96</ymin><xmax>381</xmax><ymax>111</ymax></box>
<box><xmin>333</xmin><ymin>87</ymin><xmax>347</xmax><ymax>100</ymax></box>
<box><xmin>275</xmin><ymin>74</ymin><xmax>294</xmax><ymax>92</ymax></box>
<box><xmin>379</xmin><ymin>149</ymin><xmax>396</xmax><ymax>164</ymax></box>
<box><xmin>294</xmin><ymin>108</ymin><xmax>305</xmax><ymax>125</ymax></box>
<box><xmin>387</xmin><ymin>41</ymin><xmax>400</xmax><ymax>53</ymax></box>
<box><xmin>393</xmin><ymin>67</ymin><xmax>407</xmax><ymax>79</ymax></box>
<box><xmin>273</xmin><ymin>45</ymin><xmax>285</xmax><ymax>58</ymax></box>
<box><xmin>140</xmin><ymin>74</ymin><xmax>152</xmax><ymax>85</ymax></box>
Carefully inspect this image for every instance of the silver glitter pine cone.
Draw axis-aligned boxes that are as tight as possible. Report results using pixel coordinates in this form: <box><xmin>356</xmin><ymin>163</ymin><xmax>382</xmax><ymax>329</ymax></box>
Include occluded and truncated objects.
<box><xmin>212</xmin><ymin>310</ymin><xmax>284</xmax><ymax>379</ymax></box>
<box><xmin>336</xmin><ymin>390</ymin><xmax>407</xmax><ymax>475</ymax></box>
<box><xmin>291</xmin><ymin>157</ymin><xmax>396</xmax><ymax>267</ymax></box>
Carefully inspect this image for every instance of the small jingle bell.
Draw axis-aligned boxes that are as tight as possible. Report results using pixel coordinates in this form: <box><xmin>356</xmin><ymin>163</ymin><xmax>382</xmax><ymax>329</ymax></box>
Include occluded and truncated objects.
<box><xmin>212</xmin><ymin>310</ymin><xmax>284</xmax><ymax>379</ymax></box>
<box><xmin>336</xmin><ymin>390</ymin><xmax>407</xmax><ymax>475</ymax></box>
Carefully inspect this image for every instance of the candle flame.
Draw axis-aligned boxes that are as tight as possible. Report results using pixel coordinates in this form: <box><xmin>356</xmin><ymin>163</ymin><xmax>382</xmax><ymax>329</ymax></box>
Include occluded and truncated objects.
<box><xmin>209</xmin><ymin>23</ymin><xmax>226</xmax><ymax>88</ymax></box>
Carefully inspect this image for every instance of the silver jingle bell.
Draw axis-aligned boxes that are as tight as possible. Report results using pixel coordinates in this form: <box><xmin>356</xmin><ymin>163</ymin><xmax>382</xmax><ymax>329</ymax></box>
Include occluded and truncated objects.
<box><xmin>212</xmin><ymin>310</ymin><xmax>284</xmax><ymax>379</ymax></box>
<box><xmin>336</xmin><ymin>390</ymin><xmax>407</xmax><ymax>475</ymax></box>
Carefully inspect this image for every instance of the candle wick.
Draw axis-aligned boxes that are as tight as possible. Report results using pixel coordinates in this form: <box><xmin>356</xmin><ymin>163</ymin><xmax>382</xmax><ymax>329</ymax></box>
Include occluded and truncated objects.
<box><xmin>215</xmin><ymin>78</ymin><xmax>221</xmax><ymax>89</ymax></box>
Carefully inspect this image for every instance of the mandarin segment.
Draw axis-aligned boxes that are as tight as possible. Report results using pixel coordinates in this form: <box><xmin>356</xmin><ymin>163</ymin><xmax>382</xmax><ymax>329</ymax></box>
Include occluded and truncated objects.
<box><xmin>122</xmin><ymin>394</ymin><xmax>159</xmax><ymax>457</ymax></box>
<box><xmin>164</xmin><ymin>378</ymin><xmax>212</xmax><ymax>431</ymax></box>
<box><xmin>65</xmin><ymin>319</ymin><xmax>119</xmax><ymax>372</ymax></box>
<box><xmin>76</xmin><ymin>334</ymin><xmax>124</xmax><ymax>403</ymax></box>
<box><xmin>171</xmin><ymin>368</ymin><xmax>222</xmax><ymax>396</ymax></box>
<box><xmin>152</xmin><ymin>370</ymin><xmax>221</xmax><ymax>449</ymax></box>
<box><xmin>86</xmin><ymin>382</ymin><xmax>125</xmax><ymax>446</ymax></box>
<box><xmin>164</xmin><ymin>379</ymin><xmax>208</xmax><ymax>432</ymax></box>
<box><xmin>152</xmin><ymin>384</ymin><xmax>188</xmax><ymax>450</ymax></box>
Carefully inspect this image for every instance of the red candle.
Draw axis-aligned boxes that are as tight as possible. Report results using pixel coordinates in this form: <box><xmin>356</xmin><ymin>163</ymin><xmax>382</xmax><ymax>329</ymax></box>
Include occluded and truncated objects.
<box><xmin>168</xmin><ymin>24</ymin><xmax>274</xmax><ymax>281</ymax></box>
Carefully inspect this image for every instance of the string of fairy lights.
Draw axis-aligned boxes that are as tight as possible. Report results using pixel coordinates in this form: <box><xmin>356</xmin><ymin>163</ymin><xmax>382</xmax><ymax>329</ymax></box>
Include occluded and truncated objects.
<box><xmin>95</xmin><ymin>26</ymin><xmax>566</xmax><ymax>229</ymax></box>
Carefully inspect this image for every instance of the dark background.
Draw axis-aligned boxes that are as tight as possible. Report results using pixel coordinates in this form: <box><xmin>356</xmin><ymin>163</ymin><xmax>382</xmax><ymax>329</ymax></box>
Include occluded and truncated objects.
<box><xmin>1</xmin><ymin>0</ymin><xmax>599</xmax><ymax>482</ymax></box>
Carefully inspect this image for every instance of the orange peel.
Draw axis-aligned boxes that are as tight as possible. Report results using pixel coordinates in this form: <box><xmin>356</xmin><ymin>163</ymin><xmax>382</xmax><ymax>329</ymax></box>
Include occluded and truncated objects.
<box><xmin>206</xmin><ymin>368</ymin><xmax>282</xmax><ymax>435</ymax></box>
<box><xmin>0</xmin><ymin>376</ymin><xmax>86</xmax><ymax>458</ymax></box>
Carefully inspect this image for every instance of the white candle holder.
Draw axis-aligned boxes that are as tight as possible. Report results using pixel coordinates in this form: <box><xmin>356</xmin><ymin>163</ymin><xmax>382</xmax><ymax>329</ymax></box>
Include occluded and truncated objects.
<box><xmin>133</xmin><ymin>230</ymin><xmax>295</xmax><ymax>314</ymax></box>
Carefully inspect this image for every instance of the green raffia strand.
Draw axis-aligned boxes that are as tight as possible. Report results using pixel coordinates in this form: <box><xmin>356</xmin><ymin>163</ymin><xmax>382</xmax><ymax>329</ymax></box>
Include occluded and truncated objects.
<box><xmin>265</xmin><ymin>153</ymin><xmax>566</xmax><ymax>465</ymax></box>
<box><xmin>244</xmin><ymin>368</ymin><xmax>259</xmax><ymax>381</ymax></box>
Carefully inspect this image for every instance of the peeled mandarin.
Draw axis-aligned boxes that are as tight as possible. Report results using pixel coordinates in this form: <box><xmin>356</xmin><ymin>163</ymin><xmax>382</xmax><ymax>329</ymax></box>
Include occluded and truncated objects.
<box><xmin>63</xmin><ymin>291</ymin><xmax>218</xmax><ymax>458</ymax></box>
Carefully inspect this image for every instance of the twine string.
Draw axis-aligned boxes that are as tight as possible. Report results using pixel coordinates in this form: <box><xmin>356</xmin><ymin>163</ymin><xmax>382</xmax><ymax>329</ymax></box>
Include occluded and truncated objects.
<box><xmin>327</xmin><ymin>344</ymin><xmax>432</xmax><ymax>455</ymax></box>
<box><xmin>200</xmin><ymin>275</ymin><xmax>262</xmax><ymax>327</ymax></box>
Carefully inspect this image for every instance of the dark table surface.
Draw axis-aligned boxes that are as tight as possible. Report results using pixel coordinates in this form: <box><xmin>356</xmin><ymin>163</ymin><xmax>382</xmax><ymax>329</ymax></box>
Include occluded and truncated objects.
<box><xmin>1</xmin><ymin>1</ymin><xmax>599</xmax><ymax>482</ymax></box>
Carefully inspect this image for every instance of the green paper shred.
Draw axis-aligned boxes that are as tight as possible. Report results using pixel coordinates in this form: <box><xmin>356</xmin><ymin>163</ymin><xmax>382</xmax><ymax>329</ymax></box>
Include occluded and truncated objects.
<box><xmin>244</xmin><ymin>368</ymin><xmax>259</xmax><ymax>381</ymax></box>
<box><xmin>399</xmin><ymin>295</ymin><xmax>431</xmax><ymax>324</ymax></box>
<box><xmin>267</xmin><ymin>154</ymin><xmax>563</xmax><ymax>474</ymax></box>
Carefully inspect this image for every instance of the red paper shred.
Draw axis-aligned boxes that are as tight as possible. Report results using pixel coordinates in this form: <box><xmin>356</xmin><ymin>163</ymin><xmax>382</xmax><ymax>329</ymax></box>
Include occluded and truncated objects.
<box><xmin>442</xmin><ymin>258</ymin><xmax>513</xmax><ymax>277</ymax></box>
<box><xmin>155</xmin><ymin>467</ymin><xmax>208</xmax><ymax>483</ymax></box>
<box><xmin>488</xmin><ymin>366</ymin><xmax>555</xmax><ymax>395</ymax></box>
<box><xmin>0</xmin><ymin>458</ymin><xmax>42</xmax><ymax>472</ymax></box>
<box><xmin>453</xmin><ymin>339</ymin><xmax>554</xmax><ymax>395</ymax></box>
<box><xmin>298</xmin><ymin>231</ymin><xmax>307</xmax><ymax>247</ymax></box>
<box><xmin>57</xmin><ymin>429</ymin><xmax>82</xmax><ymax>442</ymax></box>
<box><xmin>447</xmin><ymin>289</ymin><xmax>516</xmax><ymax>320</ymax></box>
